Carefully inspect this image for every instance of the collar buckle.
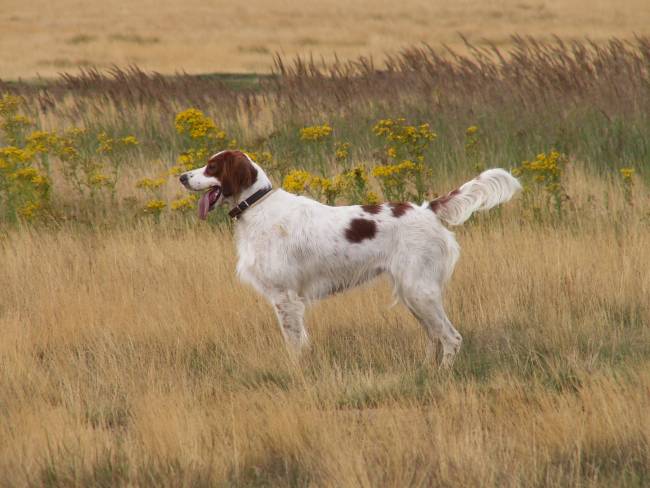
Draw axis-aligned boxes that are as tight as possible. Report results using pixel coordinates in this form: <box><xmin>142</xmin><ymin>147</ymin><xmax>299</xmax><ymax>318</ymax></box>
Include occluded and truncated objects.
<box><xmin>228</xmin><ymin>187</ymin><xmax>272</xmax><ymax>220</ymax></box>
<box><xmin>229</xmin><ymin>206</ymin><xmax>243</xmax><ymax>220</ymax></box>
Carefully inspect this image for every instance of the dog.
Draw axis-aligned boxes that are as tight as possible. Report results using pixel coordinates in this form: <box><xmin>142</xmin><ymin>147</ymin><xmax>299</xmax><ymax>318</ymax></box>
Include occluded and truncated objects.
<box><xmin>179</xmin><ymin>150</ymin><xmax>521</xmax><ymax>367</ymax></box>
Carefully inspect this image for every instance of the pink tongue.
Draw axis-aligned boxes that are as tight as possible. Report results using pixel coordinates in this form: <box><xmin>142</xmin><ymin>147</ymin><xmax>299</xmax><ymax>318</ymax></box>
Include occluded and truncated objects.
<box><xmin>197</xmin><ymin>187</ymin><xmax>220</xmax><ymax>220</ymax></box>
<box><xmin>198</xmin><ymin>192</ymin><xmax>211</xmax><ymax>220</ymax></box>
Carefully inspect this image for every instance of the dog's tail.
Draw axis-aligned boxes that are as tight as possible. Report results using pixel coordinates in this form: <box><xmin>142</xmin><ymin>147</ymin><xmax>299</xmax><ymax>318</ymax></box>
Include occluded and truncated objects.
<box><xmin>429</xmin><ymin>169</ymin><xmax>522</xmax><ymax>226</ymax></box>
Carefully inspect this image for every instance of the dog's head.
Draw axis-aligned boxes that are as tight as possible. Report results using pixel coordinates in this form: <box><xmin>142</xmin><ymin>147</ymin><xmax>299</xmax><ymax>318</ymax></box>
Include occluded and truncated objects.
<box><xmin>179</xmin><ymin>150</ymin><xmax>258</xmax><ymax>219</ymax></box>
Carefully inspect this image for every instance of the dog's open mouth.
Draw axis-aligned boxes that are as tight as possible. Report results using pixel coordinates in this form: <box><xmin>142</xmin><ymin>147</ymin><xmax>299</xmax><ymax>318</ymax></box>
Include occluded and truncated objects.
<box><xmin>198</xmin><ymin>186</ymin><xmax>222</xmax><ymax>220</ymax></box>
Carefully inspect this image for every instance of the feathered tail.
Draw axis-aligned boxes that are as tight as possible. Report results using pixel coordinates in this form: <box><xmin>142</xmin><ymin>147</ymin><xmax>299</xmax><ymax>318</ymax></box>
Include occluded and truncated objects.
<box><xmin>430</xmin><ymin>169</ymin><xmax>522</xmax><ymax>225</ymax></box>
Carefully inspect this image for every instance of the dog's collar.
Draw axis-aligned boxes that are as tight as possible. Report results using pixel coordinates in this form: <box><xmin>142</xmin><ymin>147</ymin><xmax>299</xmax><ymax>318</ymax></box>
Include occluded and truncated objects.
<box><xmin>229</xmin><ymin>187</ymin><xmax>274</xmax><ymax>220</ymax></box>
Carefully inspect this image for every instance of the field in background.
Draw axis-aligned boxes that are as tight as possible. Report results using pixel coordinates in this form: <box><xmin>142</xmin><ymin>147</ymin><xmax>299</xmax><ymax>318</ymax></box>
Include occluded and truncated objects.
<box><xmin>1</xmin><ymin>37</ymin><xmax>649</xmax><ymax>485</ymax></box>
<box><xmin>2</xmin><ymin>0</ymin><xmax>650</xmax><ymax>80</ymax></box>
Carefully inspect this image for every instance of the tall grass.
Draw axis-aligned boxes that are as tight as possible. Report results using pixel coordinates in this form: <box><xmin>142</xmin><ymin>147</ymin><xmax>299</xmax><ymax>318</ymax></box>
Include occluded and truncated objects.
<box><xmin>2</xmin><ymin>36</ymin><xmax>649</xmax><ymax>183</ymax></box>
<box><xmin>0</xmin><ymin>169</ymin><xmax>648</xmax><ymax>486</ymax></box>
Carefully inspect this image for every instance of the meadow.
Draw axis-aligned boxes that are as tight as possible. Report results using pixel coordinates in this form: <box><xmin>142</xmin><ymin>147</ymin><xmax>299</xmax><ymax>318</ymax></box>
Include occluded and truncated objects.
<box><xmin>1</xmin><ymin>39</ymin><xmax>649</xmax><ymax>486</ymax></box>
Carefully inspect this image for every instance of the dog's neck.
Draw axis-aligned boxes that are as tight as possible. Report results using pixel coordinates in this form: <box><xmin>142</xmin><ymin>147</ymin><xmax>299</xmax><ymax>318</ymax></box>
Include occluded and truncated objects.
<box><xmin>229</xmin><ymin>162</ymin><xmax>273</xmax><ymax>215</ymax></box>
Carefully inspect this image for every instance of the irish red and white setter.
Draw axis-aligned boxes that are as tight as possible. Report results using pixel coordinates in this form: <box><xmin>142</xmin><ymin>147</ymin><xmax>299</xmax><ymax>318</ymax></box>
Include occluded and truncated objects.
<box><xmin>180</xmin><ymin>150</ymin><xmax>521</xmax><ymax>367</ymax></box>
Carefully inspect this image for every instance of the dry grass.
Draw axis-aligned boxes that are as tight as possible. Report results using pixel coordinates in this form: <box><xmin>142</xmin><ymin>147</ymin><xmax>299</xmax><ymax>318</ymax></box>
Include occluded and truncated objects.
<box><xmin>2</xmin><ymin>0</ymin><xmax>650</xmax><ymax>80</ymax></box>
<box><xmin>1</xmin><ymin>168</ymin><xmax>648</xmax><ymax>486</ymax></box>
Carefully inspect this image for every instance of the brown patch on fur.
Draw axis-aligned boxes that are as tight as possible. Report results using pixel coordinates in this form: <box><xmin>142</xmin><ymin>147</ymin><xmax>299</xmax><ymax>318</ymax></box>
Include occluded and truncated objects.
<box><xmin>205</xmin><ymin>150</ymin><xmax>258</xmax><ymax>198</ymax></box>
<box><xmin>362</xmin><ymin>204</ymin><xmax>382</xmax><ymax>214</ymax></box>
<box><xmin>430</xmin><ymin>188</ymin><xmax>460</xmax><ymax>213</ymax></box>
<box><xmin>345</xmin><ymin>218</ymin><xmax>377</xmax><ymax>243</ymax></box>
<box><xmin>388</xmin><ymin>202</ymin><xmax>413</xmax><ymax>218</ymax></box>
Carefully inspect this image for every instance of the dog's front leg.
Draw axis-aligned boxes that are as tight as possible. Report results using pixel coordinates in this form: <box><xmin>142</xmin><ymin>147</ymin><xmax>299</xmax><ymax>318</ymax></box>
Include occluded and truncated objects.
<box><xmin>272</xmin><ymin>291</ymin><xmax>309</xmax><ymax>356</ymax></box>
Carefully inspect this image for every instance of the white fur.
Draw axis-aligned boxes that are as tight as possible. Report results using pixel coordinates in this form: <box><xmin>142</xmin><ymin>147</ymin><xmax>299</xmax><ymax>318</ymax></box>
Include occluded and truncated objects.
<box><xmin>181</xmin><ymin>164</ymin><xmax>221</xmax><ymax>190</ymax></box>
<box><xmin>184</xmin><ymin>156</ymin><xmax>521</xmax><ymax>367</ymax></box>
<box><xmin>432</xmin><ymin>168</ymin><xmax>522</xmax><ymax>226</ymax></box>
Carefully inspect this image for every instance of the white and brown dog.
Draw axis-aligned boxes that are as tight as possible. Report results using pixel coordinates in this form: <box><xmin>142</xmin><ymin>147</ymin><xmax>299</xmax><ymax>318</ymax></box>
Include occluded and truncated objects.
<box><xmin>180</xmin><ymin>150</ymin><xmax>521</xmax><ymax>367</ymax></box>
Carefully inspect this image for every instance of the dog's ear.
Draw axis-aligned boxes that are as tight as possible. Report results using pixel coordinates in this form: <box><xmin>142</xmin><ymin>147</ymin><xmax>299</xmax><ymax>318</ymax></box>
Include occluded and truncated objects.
<box><xmin>218</xmin><ymin>151</ymin><xmax>258</xmax><ymax>198</ymax></box>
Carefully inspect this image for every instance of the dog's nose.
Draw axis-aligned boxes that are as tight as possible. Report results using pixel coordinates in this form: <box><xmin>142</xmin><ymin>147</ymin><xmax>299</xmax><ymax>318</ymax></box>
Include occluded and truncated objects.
<box><xmin>179</xmin><ymin>174</ymin><xmax>189</xmax><ymax>185</ymax></box>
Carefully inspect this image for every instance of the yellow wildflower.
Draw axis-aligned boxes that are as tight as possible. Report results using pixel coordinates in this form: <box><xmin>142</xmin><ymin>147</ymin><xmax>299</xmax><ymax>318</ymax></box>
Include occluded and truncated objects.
<box><xmin>372</xmin><ymin>159</ymin><xmax>425</xmax><ymax>201</ymax></box>
<box><xmin>97</xmin><ymin>132</ymin><xmax>113</xmax><ymax>154</ymax></box>
<box><xmin>170</xmin><ymin>194</ymin><xmax>197</xmax><ymax>211</ymax></box>
<box><xmin>175</xmin><ymin>147</ymin><xmax>209</xmax><ymax>172</ymax></box>
<box><xmin>11</xmin><ymin>167</ymin><xmax>39</xmax><ymax>180</ymax></box>
<box><xmin>373</xmin><ymin>118</ymin><xmax>436</xmax><ymax>176</ymax></box>
<box><xmin>96</xmin><ymin>132</ymin><xmax>137</xmax><ymax>154</ymax></box>
<box><xmin>144</xmin><ymin>199</ymin><xmax>166</xmax><ymax>213</ymax></box>
<box><xmin>169</xmin><ymin>165</ymin><xmax>185</xmax><ymax>176</ymax></box>
<box><xmin>89</xmin><ymin>173</ymin><xmax>110</xmax><ymax>186</ymax></box>
<box><xmin>619</xmin><ymin>167</ymin><xmax>635</xmax><ymax>180</ymax></box>
<box><xmin>0</xmin><ymin>94</ymin><xmax>22</xmax><ymax>115</ymax></box>
<box><xmin>136</xmin><ymin>177</ymin><xmax>167</xmax><ymax>189</ymax></box>
<box><xmin>175</xmin><ymin>108</ymin><xmax>226</xmax><ymax>141</ymax></box>
<box><xmin>309</xmin><ymin>176</ymin><xmax>331</xmax><ymax>192</ymax></box>
<box><xmin>18</xmin><ymin>201</ymin><xmax>41</xmax><ymax>220</ymax></box>
<box><xmin>121</xmin><ymin>135</ymin><xmax>139</xmax><ymax>146</ymax></box>
<box><xmin>0</xmin><ymin>146</ymin><xmax>32</xmax><ymax>163</ymax></box>
<box><xmin>64</xmin><ymin>127</ymin><xmax>86</xmax><ymax>138</ymax></box>
<box><xmin>177</xmin><ymin>153</ymin><xmax>193</xmax><ymax>169</ymax></box>
<box><xmin>365</xmin><ymin>191</ymin><xmax>380</xmax><ymax>205</ymax></box>
<box><xmin>299</xmin><ymin>124</ymin><xmax>333</xmax><ymax>142</ymax></box>
<box><xmin>1</xmin><ymin>114</ymin><xmax>32</xmax><ymax>132</ymax></box>
<box><xmin>31</xmin><ymin>174</ymin><xmax>48</xmax><ymax>186</ymax></box>
<box><xmin>335</xmin><ymin>142</ymin><xmax>351</xmax><ymax>161</ymax></box>
<box><xmin>283</xmin><ymin>169</ymin><xmax>311</xmax><ymax>194</ymax></box>
<box><xmin>331</xmin><ymin>174</ymin><xmax>349</xmax><ymax>193</ymax></box>
<box><xmin>26</xmin><ymin>131</ymin><xmax>59</xmax><ymax>154</ymax></box>
<box><xmin>513</xmin><ymin>150</ymin><xmax>568</xmax><ymax>215</ymax></box>
<box><xmin>245</xmin><ymin>151</ymin><xmax>273</xmax><ymax>165</ymax></box>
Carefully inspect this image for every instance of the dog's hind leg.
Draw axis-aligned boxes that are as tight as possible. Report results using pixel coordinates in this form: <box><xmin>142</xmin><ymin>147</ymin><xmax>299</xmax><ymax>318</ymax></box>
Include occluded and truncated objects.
<box><xmin>399</xmin><ymin>283</ymin><xmax>462</xmax><ymax>368</ymax></box>
<box><xmin>390</xmin><ymin>245</ymin><xmax>462</xmax><ymax>368</ymax></box>
<box><xmin>272</xmin><ymin>290</ymin><xmax>309</xmax><ymax>356</ymax></box>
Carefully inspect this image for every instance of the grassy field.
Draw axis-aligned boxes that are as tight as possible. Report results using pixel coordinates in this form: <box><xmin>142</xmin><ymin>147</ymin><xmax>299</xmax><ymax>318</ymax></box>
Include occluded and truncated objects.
<box><xmin>2</xmin><ymin>0</ymin><xmax>650</xmax><ymax>80</ymax></box>
<box><xmin>1</xmin><ymin>39</ymin><xmax>649</xmax><ymax>486</ymax></box>
<box><xmin>1</xmin><ymin>171</ymin><xmax>648</xmax><ymax>486</ymax></box>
